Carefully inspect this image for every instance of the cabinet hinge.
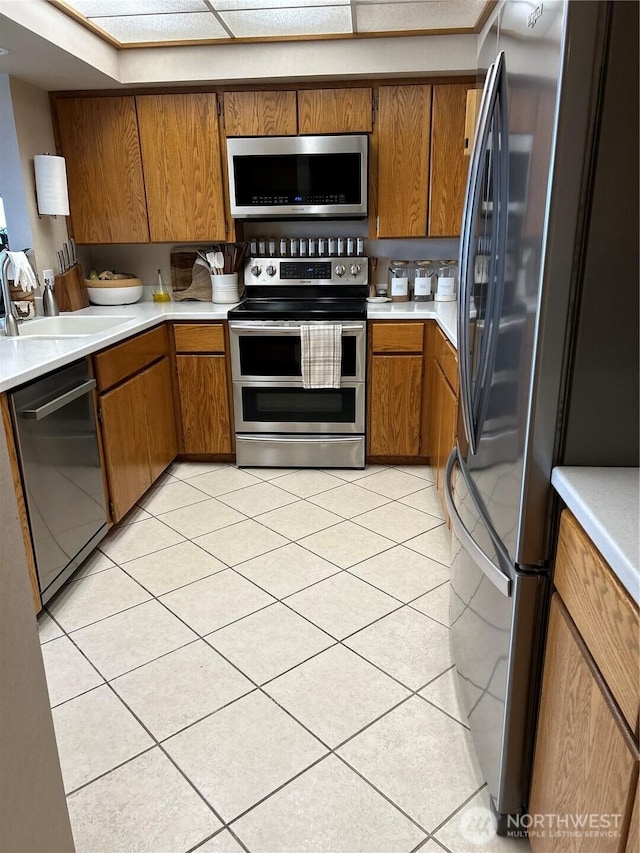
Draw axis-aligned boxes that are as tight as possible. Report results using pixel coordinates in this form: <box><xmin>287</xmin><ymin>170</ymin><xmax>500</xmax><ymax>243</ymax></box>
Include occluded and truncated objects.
<box><xmin>418</xmin><ymin>436</ymin><xmax>422</xmax><ymax>452</ymax></box>
<box><xmin>225</xmin><ymin>219</ymin><xmax>229</xmax><ymax>235</ymax></box>
<box><xmin>108</xmin><ymin>500</ymin><xmax>114</xmax><ymax>517</ymax></box>
<box><xmin>371</xmin><ymin>93</ymin><xmax>378</xmax><ymax>126</ymax></box>
<box><xmin>96</xmin><ymin>406</ymin><xmax>102</xmax><ymax>424</ymax></box>
<box><xmin>375</xmin><ymin>215</ymin><xmax>380</xmax><ymax>236</ymax></box>
<box><xmin>216</xmin><ymin>98</ymin><xmax>222</xmax><ymax>117</ymax></box>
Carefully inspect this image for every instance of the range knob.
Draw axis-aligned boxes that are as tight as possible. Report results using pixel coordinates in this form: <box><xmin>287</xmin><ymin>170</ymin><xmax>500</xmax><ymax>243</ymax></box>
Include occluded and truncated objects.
<box><xmin>250</xmin><ymin>264</ymin><xmax>262</xmax><ymax>277</ymax></box>
<box><xmin>335</xmin><ymin>264</ymin><xmax>346</xmax><ymax>278</ymax></box>
<box><xmin>266</xmin><ymin>265</ymin><xmax>277</xmax><ymax>277</ymax></box>
<box><xmin>350</xmin><ymin>264</ymin><xmax>362</xmax><ymax>277</ymax></box>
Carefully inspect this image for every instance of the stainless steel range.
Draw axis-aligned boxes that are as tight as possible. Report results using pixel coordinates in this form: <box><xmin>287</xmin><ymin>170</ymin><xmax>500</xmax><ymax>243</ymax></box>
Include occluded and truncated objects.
<box><xmin>228</xmin><ymin>256</ymin><xmax>368</xmax><ymax>468</ymax></box>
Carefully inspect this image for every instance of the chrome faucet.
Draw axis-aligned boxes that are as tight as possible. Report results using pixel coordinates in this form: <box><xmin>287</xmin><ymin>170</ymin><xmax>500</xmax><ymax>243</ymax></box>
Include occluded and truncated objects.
<box><xmin>0</xmin><ymin>251</ymin><xmax>19</xmax><ymax>336</ymax></box>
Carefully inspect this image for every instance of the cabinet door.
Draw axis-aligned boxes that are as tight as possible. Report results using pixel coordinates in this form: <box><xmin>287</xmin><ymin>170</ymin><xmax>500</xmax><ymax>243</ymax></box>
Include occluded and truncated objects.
<box><xmin>433</xmin><ymin>363</ymin><xmax>457</xmax><ymax>499</ymax></box>
<box><xmin>55</xmin><ymin>97</ymin><xmax>149</xmax><ymax>244</ymax></box>
<box><xmin>99</xmin><ymin>373</ymin><xmax>150</xmax><ymax>522</ymax></box>
<box><xmin>369</xmin><ymin>355</ymin><xmax>423</xmax><ymax>456</ymax></box>
<box><xmin>223</xmin><ymin>91</ymin><xmax>297</xmax><ymax>136</ymax></box>
<box><xmin>529</xmin><ymin>595</ymin><xmax>637</xmax><ymax>853</ymax></box>
<box><xmin>136</xmin><ymin>93</ymin><xmax>226</xmax><ymax>242</ymax></box>
<box><xmin>429</xmin><ymin>83</ymin><xmax>472</xmax><ymax>237</ymax></box>
<box><xmin>144</xmin><ymin>358</ymin><xmax>178</xmax><ymax>481</ymax></box>
<box><xmin>376</xmin><ymin>85</ymin><xmax>432</xmax><ymax>237</ymax></box>
<box><xmin>298</xmin><ymin>88</ymin><xmax>372</xmax><ymax>134</ymax></box>
<box><xmin>176</xmin><ymin>355</ymin><xmax>232</xmax><ymax>455</ymax></box>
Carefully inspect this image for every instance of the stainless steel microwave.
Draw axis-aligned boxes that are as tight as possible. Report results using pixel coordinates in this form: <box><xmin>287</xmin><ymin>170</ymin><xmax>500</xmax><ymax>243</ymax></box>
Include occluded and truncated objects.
<box><xmin>226</xmin><ymin>134</ymin><xmax>368</xmax><ymax>220</ymax></box>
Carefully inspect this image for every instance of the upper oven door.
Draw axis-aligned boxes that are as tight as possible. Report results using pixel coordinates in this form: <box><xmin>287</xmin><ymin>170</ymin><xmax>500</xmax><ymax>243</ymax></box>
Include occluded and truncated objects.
<box><xmin>229</xmin><ymin>321</ymin><xmax>366</xmax><ymax>382</ymax></box>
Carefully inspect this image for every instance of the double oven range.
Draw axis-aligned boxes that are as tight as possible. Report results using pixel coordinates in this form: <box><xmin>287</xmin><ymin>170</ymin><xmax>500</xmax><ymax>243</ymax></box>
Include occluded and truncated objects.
<box><xmin>228</xmin><ymin>257</ymin><xmax>368</xmax><ymax>468</ymax></box>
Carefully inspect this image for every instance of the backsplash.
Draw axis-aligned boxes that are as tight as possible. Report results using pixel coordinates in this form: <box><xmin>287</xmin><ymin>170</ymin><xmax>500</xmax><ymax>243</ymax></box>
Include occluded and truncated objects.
<box><xmin>80</xmin><ymin>227</ymin><xmax>459</xmax><ymax>290</ymax></box>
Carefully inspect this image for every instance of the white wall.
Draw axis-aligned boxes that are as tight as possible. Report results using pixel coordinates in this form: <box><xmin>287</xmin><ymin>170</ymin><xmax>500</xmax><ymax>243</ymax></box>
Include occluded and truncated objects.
<box><xmin>8</xmin><ymin>76</ymin><xmax>69</xmax><ymax>283</ymax></box>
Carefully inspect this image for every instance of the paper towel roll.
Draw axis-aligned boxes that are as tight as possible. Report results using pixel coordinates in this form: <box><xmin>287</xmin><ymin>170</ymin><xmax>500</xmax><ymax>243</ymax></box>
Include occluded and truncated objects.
<box><xmin>34</xmin><ymin>154</ymin><xmax>70</xmax><ymax>216</ymax></box>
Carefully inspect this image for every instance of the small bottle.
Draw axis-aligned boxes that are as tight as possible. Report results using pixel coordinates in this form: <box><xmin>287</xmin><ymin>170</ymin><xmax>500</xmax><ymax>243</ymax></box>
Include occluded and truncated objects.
<box><xmin>257</xmin><ymin>236</ymin><xmax>267</xmax><ymax>256</ymax></box>
<box><xmin>337</xmin><ymin>237</ymin><xmax>345</xmax><ymax>256</ymax></box>
<box><xmin>290</xmin><ymin>237</ymin><xmax>299</xmax><ymax>257</ymax></box>
<box><xmin>346</xmin><ymin>236</ymin><xmax>355</xmax><ymax>256</ymax></box>
<box><xmin>308</xmin><ymin>237</ymin><xmax>317</xmax><ymax>257</ymax></box>
<box><xmin>299</xmin><ymin>238</ymin><xmax>308</xmax><ymax>257</ymax></box>
<box><xmin>249</xmin><ymin>238</ymin><xmax>258</xmax><ymax>256</ymax></box>
<box><xmin>318</xmin><ymin>237</ymin><xmax>327</xmax><ymax>257</ymax></box>
<box><xmin>356</xmin><ymin>236</ymin><xmax>365</xmax><ymax>256</ymax></box>
<box><xmin>268</xmin><ymin>236</ymin><xmax>277</xmax><ymax>257</ymax></box>
<box><xmin>434</xmin><ymin>260</ymin><xmax>458</xmax><ymax>302</ymax></box>
<box><xmin>279</xmin><ymin>237</ymin><xmax>288</xmax><ymax>257</ymax></box>
<box><xmin>153</xmin><ymin>268</ymin><xmax>171</xmax><ymax>303</ymax></box>
<box><xmin>328</xmin><ymin>237</ymin><xmax>337</xmax><ymax>256</ymax></box>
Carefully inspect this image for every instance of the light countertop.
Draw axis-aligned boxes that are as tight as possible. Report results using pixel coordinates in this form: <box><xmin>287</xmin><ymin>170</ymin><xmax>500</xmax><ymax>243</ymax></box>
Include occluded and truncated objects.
<box><xmin>366</xmin><ymin>300</ymin><xmax>457</xmax><ymax>347</ymax></box>
<box><xmin>552</xmin><ymin>467</ymin><xmax>640</xmax><ymax>604</ymax></box>
<box><xmin>0</xmin><ymin>298</ymin><xmax>458</xmax><ymax>394</ymax></box>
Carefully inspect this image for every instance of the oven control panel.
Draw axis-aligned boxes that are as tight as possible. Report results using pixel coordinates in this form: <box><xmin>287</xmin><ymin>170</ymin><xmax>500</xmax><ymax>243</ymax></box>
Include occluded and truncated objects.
<box><xmin>245</xmin><ymin>257</ymin><xmax>368</xmax><ymax>286</ymax></box>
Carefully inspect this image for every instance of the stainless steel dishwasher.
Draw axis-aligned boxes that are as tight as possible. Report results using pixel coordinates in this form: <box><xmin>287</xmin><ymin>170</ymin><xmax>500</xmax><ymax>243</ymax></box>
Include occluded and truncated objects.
<box><xmin>10</xmin><ymin>360</ymin><xmax>108</xmax><ymax>603</ymax></box>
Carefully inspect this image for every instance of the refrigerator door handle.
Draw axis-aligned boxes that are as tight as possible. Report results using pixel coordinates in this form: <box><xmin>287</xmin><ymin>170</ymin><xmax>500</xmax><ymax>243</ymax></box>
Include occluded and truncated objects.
<box><xmin>444</xmin><ymin>448</ymin><xmax>512</xmax><ymax>598</ymax></box>
<box><xmin>473</xmin><ymin>55</ymin><xmax>511</xmax><ymax>439</ymax></box>
<box><xmin>458</xmin><ymin>52</ymin><xmax>506</xmax><ymax>455</ymax></box>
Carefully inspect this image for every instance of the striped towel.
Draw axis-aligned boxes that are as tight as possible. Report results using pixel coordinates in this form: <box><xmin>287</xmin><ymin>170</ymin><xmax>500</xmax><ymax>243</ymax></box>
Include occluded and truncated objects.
<box><xmin>300</xmin><ymin>324</ymin><xmax>342</xmax><ymax>389</ymax></box>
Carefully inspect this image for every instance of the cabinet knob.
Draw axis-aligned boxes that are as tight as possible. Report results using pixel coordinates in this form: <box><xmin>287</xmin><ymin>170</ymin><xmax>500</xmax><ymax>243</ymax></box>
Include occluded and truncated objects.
<box><xmin>335</xmin><ymin>264</ymin><xmax>346</xmax><ymax>277</ymax></box>
<box><xmin>250</xmin><ymin>264</ymin><xmax>262</xmax><ymax>277</ymax></box>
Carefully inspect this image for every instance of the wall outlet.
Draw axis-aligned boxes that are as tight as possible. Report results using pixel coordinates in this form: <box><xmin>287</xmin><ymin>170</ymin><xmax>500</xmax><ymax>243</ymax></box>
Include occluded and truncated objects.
<box><xmin>42</xmin><ymin>269</ymin><xmax>55</xmax><ymax>288</ymax></box>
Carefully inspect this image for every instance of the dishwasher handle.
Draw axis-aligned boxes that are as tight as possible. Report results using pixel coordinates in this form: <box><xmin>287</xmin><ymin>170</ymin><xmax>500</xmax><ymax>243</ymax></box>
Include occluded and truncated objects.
<box><xmin>19</xmin><ymin>378</ymin><xmax>97</xmax><ymax>420</ymax></box>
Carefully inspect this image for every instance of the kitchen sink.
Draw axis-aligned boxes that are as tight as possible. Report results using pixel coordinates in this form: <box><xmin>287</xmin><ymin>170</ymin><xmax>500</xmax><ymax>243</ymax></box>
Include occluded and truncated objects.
<box><xmin>15</xmin><ymin>315</ymin><xmax>134</xmax><ymax>338</ymax></box>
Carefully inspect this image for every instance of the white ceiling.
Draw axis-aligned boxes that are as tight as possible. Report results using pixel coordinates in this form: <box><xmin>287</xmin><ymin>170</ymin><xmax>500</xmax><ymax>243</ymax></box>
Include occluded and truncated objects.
<box><xmin>52</xmin><ymin>0</ymin><xmax>492</xmax><ymax>45</ymax></box>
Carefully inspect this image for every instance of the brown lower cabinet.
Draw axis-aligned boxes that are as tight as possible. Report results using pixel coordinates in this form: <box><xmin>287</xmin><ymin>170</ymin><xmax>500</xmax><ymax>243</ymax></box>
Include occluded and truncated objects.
<box><xmin>94</xmin><ymin>327</ymin><xmax>177</xmax><ymax>522</ymax></box>
<box><xmin>173</xmin><ymin>323</ymin><xmax>233</xmax><ymax>456</ymax></box>
<box><xmin>529</xmin><ymin>512</ymin><xmax>639</xmax><ymax>853</ymax></box>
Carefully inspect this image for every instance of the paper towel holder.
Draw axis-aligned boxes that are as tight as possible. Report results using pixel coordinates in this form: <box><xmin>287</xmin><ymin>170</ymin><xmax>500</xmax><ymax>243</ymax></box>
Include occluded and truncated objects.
<box><xmin>34</xmin><ymin>153</ymin><xmax>70</xmax><ymax>218</ymax></box>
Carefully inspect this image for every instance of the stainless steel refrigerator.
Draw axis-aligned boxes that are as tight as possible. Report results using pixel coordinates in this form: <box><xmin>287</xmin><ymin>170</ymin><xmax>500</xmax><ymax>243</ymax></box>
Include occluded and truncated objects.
<box><xmin>447</xmin><ymin>0</ymin><xmax>639</xmax><ymax>832</ymax></box>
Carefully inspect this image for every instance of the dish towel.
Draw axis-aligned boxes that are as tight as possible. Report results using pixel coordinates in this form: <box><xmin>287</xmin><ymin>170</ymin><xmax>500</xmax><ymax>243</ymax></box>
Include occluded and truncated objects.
<box><xmin>300</xmin><ymin>324</ymin><xmax>342</xmax><ymax>389</ymax></box>
<box><xmin>6</xmin><ymin>251</ymin><xmax>38</xmax><ymax>292</ymax></box>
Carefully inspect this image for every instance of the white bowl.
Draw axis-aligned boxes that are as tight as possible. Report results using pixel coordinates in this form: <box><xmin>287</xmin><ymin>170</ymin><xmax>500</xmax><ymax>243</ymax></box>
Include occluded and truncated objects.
<box><xmin>87</xmin><ymin>285</ymin><xmax>143</xmax><ymax>305</ymax></box>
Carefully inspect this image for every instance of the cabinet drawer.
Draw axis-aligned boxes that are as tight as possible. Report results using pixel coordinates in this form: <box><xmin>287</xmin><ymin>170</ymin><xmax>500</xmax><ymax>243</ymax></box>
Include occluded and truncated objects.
<box><xmin>174</xmin><ymin>323</ymin><xmax>225</xmax><ymax>354</ymax></box>
<box><xmin>371</xmin><ymin>322</ymin><xmax>424</xmax><ymax>354</ymax></box>
<box><xmin>442</xmin><ymin>339</ymin><xmax>458</xmax><ymax>395</ymax></box>
<box><xmin>554</xmin><ymin>510</ymin><xmax>639</xmax><ymax>735</ymax></box>
<box><xmin>94</xmin><ymin>326</ymin><xmax>168</xmax><ymax>392</ymax></box>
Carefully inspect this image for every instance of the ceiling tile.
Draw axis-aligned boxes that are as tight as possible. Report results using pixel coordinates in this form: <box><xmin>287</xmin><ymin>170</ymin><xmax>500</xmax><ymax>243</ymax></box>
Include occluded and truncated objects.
<box><xmin>220</xmin><ymin>6</ymin><xmax>352</xmax><ymax>38</ymax></box>
<box><xmin>355</xmin><ymin>0</ymin><xmax>484</xmax><ymax>32</ymax></box>
<box><xmin>72</xmin><ymin>0</ymin><xmax>208</xmax><ymax>16</ymax></box>
<box><xmin>214</xmin><ymin>0</ymin><xmax>349</xmax><ymax>9</ymax></box>
<box><xmin>94</xmin><ymin>12</ymin><xmax>230</xmax><ymax>42</ymax></box>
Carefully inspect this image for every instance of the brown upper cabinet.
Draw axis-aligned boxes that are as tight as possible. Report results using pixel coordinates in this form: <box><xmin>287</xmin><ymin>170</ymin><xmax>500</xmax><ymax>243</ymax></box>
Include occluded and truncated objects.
<box><xmin>374</xmin><ymin>82</ymin><xmax>472</xmax><ymax>238</ymax></box>
<box><xmin>223</xmin><ymin>90</ymin><xmax>297</xmax><ymax>136</ymax></box>
<box><xmin>429</xmin><ymin>83</ymin><xmax>474</xmax><ymax>236</ymax></box>
<box><xmin>297</xmin><ymin>88</ymin><xmax>373</xmax><ymax>134</ymax></box>
<box><xmin>375</xmin><ymin>84</ymin><xmax>432</xmax><ymax>238</ymax></box>
<box><xmin>55</xmin><ymin>96</ymin><xmax>149</xmax><ymax>244</ymax></box>
<box><xmin>136</xmin><ymin>93</ymin><xmax>227</xmax><ymax>242</ymax></box>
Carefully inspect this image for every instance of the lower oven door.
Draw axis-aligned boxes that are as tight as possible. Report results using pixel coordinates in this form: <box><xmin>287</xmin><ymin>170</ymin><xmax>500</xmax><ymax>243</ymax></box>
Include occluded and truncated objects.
<box><xmin>233</xmin><ymin>380</ymin><xmax>365</xmax><ymax>434</ymax></box>
<box><xmin>236</xmin><ymin>434</ymin><xmax>365</xmax><ymax>468</ymax></box>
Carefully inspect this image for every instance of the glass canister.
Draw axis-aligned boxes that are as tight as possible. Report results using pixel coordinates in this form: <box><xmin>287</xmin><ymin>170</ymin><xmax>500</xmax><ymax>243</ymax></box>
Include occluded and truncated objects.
<box><xmin>413</xmin><ymin>260</ymin><xmax>435</xmax><ymax>302</ymax></box>
<box><xmin>389</xmin><ymin>260</ymin><xmax>410</xmax><ymax>302</ymax></box>
<box><xmin>434</xmin><ymin>260</ymin><xmax>458</xmax><ymax>302</ymax></box>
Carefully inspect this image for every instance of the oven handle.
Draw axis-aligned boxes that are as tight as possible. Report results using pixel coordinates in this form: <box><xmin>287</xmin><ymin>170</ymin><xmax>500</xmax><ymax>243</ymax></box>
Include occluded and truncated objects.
<box><xmin>229</xmin><ymin>323</ymin><xmax>365</xmax><ymax>333</ymax></box>
<box><xmin>237</xmin><ymin>434</ymin><xmax>363</xmax><ymax>444</ymax></box>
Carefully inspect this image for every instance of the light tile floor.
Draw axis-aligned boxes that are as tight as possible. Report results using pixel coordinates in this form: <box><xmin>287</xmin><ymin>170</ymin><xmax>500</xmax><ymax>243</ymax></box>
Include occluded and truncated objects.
<box><xmin>39</xmin><ymin>462</ymin><xmax>530</xmax><ymax>853</ymax></box>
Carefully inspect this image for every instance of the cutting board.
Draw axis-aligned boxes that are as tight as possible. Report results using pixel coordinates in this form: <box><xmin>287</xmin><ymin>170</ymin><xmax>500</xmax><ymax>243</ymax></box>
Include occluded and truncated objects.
<box><xmin>54</xmin><ymin>263</ymin><xmax>89</xmax><ymax>312</ymax></box>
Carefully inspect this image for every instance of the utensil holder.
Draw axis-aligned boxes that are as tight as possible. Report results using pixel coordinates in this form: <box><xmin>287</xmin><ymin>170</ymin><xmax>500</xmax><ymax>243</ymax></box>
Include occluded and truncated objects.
<box><xmin>211</xmin><ymin>272</ymin><xmax>239</xmax><ymax>304</ymax></box>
